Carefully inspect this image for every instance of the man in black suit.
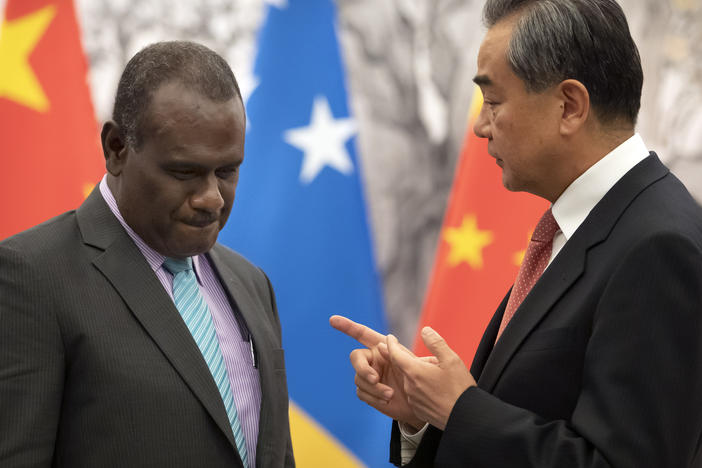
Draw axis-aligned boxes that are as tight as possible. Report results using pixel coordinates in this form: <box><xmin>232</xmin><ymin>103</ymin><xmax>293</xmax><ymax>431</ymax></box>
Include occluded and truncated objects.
<box><xmin>0</xmin><ymin>41</ymin><xmax>294</xmax><ymax>467</ymax></box>
<box><xmin>332</xmin><ymin>0</ymin><xmax>702</xmax><ymax>466</ymax></box>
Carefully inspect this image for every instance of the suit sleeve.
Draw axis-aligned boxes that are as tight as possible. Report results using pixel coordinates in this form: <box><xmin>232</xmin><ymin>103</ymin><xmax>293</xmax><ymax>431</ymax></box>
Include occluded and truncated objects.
<box><xmin>411</xmin><ymin>232</ymin><xmax>702</xmax><ymax>467</ymax></box>
<box><xmin>0</xmin><ymin>244</ymin><xmax>65</xmax><ymax>467</ymax></box>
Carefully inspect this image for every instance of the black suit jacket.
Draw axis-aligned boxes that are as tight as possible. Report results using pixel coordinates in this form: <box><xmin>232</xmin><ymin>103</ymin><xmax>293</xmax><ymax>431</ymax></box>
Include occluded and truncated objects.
<box><xmin>0</xmin><ymin>188</ymin><xmax>295</xmax><ymax>467</ymax></box>
<box><xmin>392</xmin><ymin>154</ymin><xmax>702</xmax><ymax>467</ymax></box>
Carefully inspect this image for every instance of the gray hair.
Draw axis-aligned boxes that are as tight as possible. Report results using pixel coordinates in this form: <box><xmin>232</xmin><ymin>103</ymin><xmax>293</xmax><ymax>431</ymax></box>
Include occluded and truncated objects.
<box><xmin>112</xmin><ymin>41</ymin><xmax>242</xmax><ymax>149</ymax></box>
<box><xmin>483</xmin><ymin>0</ymin><xmax>643</xmax><ymax>126</ymax></box>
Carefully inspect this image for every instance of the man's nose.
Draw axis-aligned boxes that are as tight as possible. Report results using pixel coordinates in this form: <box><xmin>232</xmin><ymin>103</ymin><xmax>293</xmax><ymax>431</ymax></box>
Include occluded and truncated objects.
<box><xmin>191</xmin><ymin>174</ymin><xmax>224</xmax><ymax>212</ymax></box>
<box><xmin>473</xmin><ymin>105</ymin><xmax>491</xmax><ymax>139</ymax></box>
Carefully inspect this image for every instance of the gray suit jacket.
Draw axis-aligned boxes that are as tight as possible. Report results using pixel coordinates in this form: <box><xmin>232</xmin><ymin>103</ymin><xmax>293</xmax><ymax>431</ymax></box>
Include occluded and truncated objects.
<box><xmin>0</xmin><ymin>188</ymin><xmax>295</xmax><ymax>468</ymax></box>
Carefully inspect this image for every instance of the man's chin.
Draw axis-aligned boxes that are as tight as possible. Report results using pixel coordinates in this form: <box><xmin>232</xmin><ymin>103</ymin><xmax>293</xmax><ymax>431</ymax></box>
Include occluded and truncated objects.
<box><xmin>166</xmin><ymin>236</ymin><xmax>218</xmax><ymax>258</ymax></box>
<box><xmin>501</xmin><ymin>173</ymin><xmax>516</xmax><ymax>191</ymax></box>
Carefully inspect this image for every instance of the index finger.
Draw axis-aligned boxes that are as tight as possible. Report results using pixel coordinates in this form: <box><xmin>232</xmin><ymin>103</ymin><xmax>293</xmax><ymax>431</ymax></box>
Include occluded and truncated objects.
<box><xmin>329</xmin><ymin>315</ymin><xmax>386</xmax><ymax>348</ymax></box>
<box><xmin>387</xmin><ymin>334</ymin><xmax>422</xmax><ymax>374</ymax></box>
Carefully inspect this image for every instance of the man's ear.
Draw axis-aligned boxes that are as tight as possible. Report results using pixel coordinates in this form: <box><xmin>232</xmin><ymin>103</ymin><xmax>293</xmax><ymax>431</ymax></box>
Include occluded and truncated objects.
<box><xmin>557</xmin><ymin>79</ymin><xmax>590</xmax><ymax>136</ymax></box>
<box><xmin>101</xmin><ymin>121</ymin><xmax>128</xmax><ymax>175</ymax></box>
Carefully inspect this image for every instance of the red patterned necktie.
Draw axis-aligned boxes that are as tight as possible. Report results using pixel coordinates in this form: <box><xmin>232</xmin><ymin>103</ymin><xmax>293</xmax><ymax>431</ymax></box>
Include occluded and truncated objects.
<box><xmin>496</xmin><ymin>208</ymin><xmax>560</xmax><ymax>340</ymax></box>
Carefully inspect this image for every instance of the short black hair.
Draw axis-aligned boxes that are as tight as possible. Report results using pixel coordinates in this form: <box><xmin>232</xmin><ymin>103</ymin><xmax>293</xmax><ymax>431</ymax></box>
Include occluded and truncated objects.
<box><xmin>112</xmin><ymin>40</ymin><xmax>242</xmax><ymax>149</ymax></box>
<box><xmin>484</xmin><ymin>0</ymin><xmax>643</xmax><ymax>126</ymax></box>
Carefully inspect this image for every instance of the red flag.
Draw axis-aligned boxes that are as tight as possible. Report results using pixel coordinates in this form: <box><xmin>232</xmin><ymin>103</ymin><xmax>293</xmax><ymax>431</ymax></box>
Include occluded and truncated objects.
<box><xmin>414</xmin><ymin>87</ymin><xmax>547</xmax><ymax>363</ymax></box>
<box><xmin>0</xmin><ymin>0</ymin><xmax>103</xmax><ymax>240</ymax></box>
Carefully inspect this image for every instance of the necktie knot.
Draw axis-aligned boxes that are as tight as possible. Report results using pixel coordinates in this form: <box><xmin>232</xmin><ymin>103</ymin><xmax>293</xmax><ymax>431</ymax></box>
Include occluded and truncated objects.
<box><xmin>163</xmin><ymin>257</ymin><xmax>193</xmax><ymax>275</ymax></box>
<box><xmin>531</xmin><ymin>208</ymin><xmax>559</xmax><ymax>242</ymax></box>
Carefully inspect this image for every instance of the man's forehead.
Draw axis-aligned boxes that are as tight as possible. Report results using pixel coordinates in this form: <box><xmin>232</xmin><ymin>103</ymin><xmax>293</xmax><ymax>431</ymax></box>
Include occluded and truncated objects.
<box><xmin>144</xmin><ymin>84</ymin><xmax>243</xmax><ymax>125</ymax></box>
<box><xmin>137</xmin><ymin>89</ymin><xmax>245</xmax><ymax>155</ymax></box>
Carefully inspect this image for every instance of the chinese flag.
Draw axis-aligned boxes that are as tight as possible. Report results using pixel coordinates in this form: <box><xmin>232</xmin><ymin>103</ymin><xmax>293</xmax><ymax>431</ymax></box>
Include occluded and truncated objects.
<box><xmin>0</xmin><ymin>0</ymin><xmax>103</xmax><ymax>240</ymax></box>
<box><xmin>414</xmin><ymin>87</ymin><xmax>547</xmax><ymax>364</ymax></box>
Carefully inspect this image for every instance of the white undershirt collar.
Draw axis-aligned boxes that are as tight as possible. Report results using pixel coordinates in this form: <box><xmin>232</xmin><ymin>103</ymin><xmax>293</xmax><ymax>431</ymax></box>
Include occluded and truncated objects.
<box><xmin>551</xmin><ymin>133</ymin><xmax>649</xmax><ymax>241</ymax></box>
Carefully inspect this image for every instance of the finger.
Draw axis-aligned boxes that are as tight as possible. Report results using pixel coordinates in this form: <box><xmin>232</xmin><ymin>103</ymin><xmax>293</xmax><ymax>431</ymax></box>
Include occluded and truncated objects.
<box><xmin>355</xmin><ymin>373</ymin><xmax>394</xmax><ymax>400</ymax></box>
<box><xmin>380</xmin><ymin>335</ymin><xmax>416</xmax><ymax>359</ymax></box>
<box><xmin>379</xmin><ymin>342</ymin><xmax>425</xmax><ymax>363</ymax></box>
<box><xmin>419</xmin><ymin>356</ymin><xmax>439</xmax><ymax>365</ymax></box>
<box><xmin>371</xmin><ymin>345</ymin><xmax>386</xmax><ymax>376</ymax></box>
<box><xmin>357</xmin><ymin>387</ymin><xmax>391</xmax><ymax>408</ymax></box>
<box><xmin>330</xmin><ymin>315</ymin><xmax>386</xmax><ymax>348</ymax></box>
<box><xmin>394</xmin><ymin>338</ymin><xmax>417</xmax><ymax>358</ymax></box>
<box><xmin>420</xmin><ymin>327</ymin><xmax>457</xmax><ymax>363</ymax></box>
<box><xmin>377</xmin><ymin>342</ymin><xmax>390</xmax><ymax>361</ymax></box>
<box><xmin>387</xmin><ymin>334</ymin><xmax>417</xmax><ymax>374</ymax></box>
<box><xmin>349</xmin><ymin>348</ymin><xmax>379</xmax><ymax>384</ymax></box>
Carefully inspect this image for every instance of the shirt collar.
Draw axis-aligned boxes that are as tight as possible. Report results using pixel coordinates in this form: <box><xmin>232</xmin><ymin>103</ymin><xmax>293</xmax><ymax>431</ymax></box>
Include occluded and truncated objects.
<box><xmin>551</xmin><ymin>133</ymin><xmax>649</xmax><ymax>240</ymax></box>
<box><xmin>98</xmin><ymin>175</ymin><xmax>204</xmax><ymax>282</ymax></box>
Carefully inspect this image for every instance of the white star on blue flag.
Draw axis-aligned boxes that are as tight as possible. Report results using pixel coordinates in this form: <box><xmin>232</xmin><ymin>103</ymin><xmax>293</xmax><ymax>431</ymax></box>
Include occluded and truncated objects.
<box><xmin>284</xmin><ymin>95</ymin><xmax>356</xmax><ymax>184</ymax></box>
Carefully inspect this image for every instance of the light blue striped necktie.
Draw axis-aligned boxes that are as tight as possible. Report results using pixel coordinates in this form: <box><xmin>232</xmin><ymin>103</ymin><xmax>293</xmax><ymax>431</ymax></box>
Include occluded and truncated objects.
<box><xmin>163</xmin><ymin>257</ymin><xmax>249</xmax><ymax>467</ymax></box>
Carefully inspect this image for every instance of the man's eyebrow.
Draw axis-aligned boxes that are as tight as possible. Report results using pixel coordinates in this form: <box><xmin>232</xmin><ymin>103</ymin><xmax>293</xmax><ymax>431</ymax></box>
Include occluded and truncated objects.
<box><xmin>473</xmin><ymin>74</ymin><xmax>492</xmax><ymax>87</ymax></box>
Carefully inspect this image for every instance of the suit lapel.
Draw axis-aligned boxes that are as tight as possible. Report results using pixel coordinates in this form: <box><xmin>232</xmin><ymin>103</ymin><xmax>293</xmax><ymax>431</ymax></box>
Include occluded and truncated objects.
<box><xmin>477</xmin><ymin>154</ymin><xmax>669</xmax><ymax>392</ymax></box>
<box><xmin>207</xmin><ymin>246</ymin><xmax>268</xmax><ymax>350</ymax></box>
<box><xmin>76</xmin><ymin>188</ymin><xmax>241</xmax><ymax>457</ymax></box>
<box><xmin>208</xmin><ymin>246</ymin><xmax>278</xmax><ymax>466</ymax></box>
<box><xmin>470</xmin><ymin>291</ymin><xmax>508</xmax><ymax>378</ymax></box>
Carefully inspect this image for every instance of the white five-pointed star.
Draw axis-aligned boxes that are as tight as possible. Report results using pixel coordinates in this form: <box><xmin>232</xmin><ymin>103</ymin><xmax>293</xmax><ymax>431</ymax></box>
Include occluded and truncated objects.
<box><xmin>284</xmin><ymin>95</ymin><xmax>357</xmax><ymax>184</ymax></box>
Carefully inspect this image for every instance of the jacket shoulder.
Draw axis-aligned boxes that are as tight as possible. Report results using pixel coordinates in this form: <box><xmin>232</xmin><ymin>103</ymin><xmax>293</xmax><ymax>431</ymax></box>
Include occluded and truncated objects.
<box><xmin>0</xmin><ymin>210</ymin><xmax>80</xmax><ymax>259</ymax></box>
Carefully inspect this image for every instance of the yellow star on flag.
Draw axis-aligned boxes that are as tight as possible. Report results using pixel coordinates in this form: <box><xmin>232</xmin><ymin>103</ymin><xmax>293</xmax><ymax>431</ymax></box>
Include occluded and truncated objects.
<box><xmin>0</xmin><ymin>5</ymin><xmax>57</xmax><ymax>112</ymax></box>
<box><xmin>443</xmin><ymin>214</ymin><xmax>494</xmax><ymax>269</ymax></box>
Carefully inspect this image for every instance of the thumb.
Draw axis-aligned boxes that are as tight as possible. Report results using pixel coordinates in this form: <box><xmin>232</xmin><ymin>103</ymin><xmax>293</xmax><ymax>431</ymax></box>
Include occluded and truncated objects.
<box><xmin>420</xmin><ymin>327</ymin><xmax>455</xmax><ymax>363</ymax></box>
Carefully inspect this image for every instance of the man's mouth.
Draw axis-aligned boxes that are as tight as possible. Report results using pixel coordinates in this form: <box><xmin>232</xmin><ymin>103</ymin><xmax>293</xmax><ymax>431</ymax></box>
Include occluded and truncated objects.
<box><xmin>183</xmin><ymin>216</ymin><xmax>218</xmax><ymax>228</ymax></box>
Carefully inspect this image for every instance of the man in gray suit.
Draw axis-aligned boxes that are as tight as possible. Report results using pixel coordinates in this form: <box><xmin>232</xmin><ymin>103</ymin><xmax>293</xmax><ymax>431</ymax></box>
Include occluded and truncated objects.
<box><xmin>0</xmin><ymin>41</ymin><xmax>294</xmax><ymax>468</ymax></box>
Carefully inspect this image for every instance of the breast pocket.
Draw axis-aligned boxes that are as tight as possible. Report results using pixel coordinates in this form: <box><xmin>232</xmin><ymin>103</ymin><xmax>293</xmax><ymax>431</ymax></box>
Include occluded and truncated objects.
<box><xmin>520</xmin><ymin>327</ymin><xmax>578</xmax><ymax>352</ymax></box>
<box><xmin>500</xmin><ymin>327</ymin><xmax>586</xmax><ymax>419</ymax></box>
